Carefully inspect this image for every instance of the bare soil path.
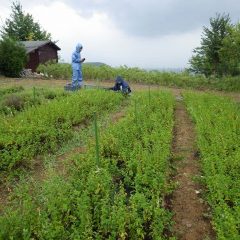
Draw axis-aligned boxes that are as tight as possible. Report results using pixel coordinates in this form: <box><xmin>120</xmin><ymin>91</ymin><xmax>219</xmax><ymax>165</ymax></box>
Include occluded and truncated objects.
<box><xmin>169</xmin><ymin>97</ymin><xmax>215</xmax><ymax>240</ymax></box>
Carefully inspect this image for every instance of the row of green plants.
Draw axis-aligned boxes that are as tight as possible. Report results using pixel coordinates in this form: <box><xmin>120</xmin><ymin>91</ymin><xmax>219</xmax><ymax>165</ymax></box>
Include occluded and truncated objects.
<box><xmin>184</xmin><ymin>93</ymin><xmax>240</xmax><ymax>239</ymax></box>
<box><xmin>0</xmin><ymin>86</ymin><xmax>69</xmax><ymax>116</ymax></box>
<box><xmin>0</xmin><ymin>86</ymin><xmax>24</xmax><ymax>97</ymax></box>
<box><xmin>37</xmin><ymin>62</ymin><xmax>72</xmax><ymax>79</ymax></box>
<box><xmin>0</xmin><ymin>89</ymin><xmax>124</xmax><ymax>172</ymax></box>
<box><xmin>0</xmin><ymin>91</ymin><xmax>175</xmax><ymax>239</ymax></box>
<box><xmin>37</xmin><ymin>62</ymin><xmax>240</xmax><ymax>92</ymax></box>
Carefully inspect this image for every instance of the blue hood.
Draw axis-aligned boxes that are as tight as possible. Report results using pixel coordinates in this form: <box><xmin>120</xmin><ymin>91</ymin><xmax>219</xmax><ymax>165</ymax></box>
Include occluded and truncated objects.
<box><xmin>76</xmin><ymin>43</ymin><xmax>83</xmax><ymax>53</ymax></box>
<box><xmin>115</xmin><ymin>76</ymin><xmax>124</xmax><ymax>84</ymax></box>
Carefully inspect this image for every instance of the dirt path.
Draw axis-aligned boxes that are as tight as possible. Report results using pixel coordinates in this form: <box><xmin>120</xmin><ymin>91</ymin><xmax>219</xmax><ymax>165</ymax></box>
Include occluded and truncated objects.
<box><xmin>169</xmin><ymin>97</ymin><xmax>215</xmax><ymax>240</ymax></box>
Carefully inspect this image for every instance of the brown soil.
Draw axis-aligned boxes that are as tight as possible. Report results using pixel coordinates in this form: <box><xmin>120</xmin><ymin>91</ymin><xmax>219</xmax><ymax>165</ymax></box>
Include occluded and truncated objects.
<box><xmin>110</xmin><ymin>109</ymin><xmax>126</xmax><ymax>122</ymax></box>
<box><xmin>169</xmin><ymin>98</ymin><xmax>215</xmax><ymax>240</ymax></box>
<box><xmin>0</xmin><ymin>185</ymin><xmax>10</xmax><ymax>212</ymax></box>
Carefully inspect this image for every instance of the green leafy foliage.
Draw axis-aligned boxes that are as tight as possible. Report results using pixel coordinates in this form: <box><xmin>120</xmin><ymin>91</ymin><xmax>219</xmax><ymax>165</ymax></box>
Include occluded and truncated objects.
<box><xmin>0</xmin><ymin>86</ymin><xmax>24</xmax><ymax>97</ymax></box>
<box><xmin>189</xmin><ymin>13</ymin><xmax>231</xmax><ymax>76</ymax></box>
<box><xmin>189</xmin><ymin>13</ymin><xmax>240</xmax><ymax>77</ymax></box>
<box><xmin>0</xmin><ymin>37</ymin><xmax>27</xmax><ymax>77</ymax></box>
<box><xmin>37</xmin><ymin>61</ymin><xmax>72</xmax><ymax>79</ymax></box>
<box><xmin>0</xmin><ymin>87</ymin><xmax>68</xmax><ymax>116</ymax></box>
<box><xmin>1</xmin><ymin>1</ymin><xmax>51</xmax><ymax>41</ymax></box>
<box><xmin>0</xmin><ymin>89</ymin><xmax>123</xmax><ymax>172</ymax></box>
<box><xmin>184</xmin><ymin>92</ymin><xmax>240</xmax><ymax>239</ymax></box>
<box><xmin>0</xmin><ymin>91</ymin><xmax>175</xmax><ymax>239</ymax></box>
<box><xmin>220</xmin><ymin>23</ymin><xmax>240</xmax><ymax>76</ymax></box>
<box><xmin>37</xmin><ymin>62</ymin><xmax>240</xmax><ymax>92</ymax></box>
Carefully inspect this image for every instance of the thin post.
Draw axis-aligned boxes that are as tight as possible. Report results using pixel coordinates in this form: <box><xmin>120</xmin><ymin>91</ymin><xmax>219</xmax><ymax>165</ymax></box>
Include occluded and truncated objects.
<box><xmin>148</xmin><ymin>85</ymin><xmax>151</xmax><ymax>105</ymax></box>
<box><xmin>134</xmin><ymin>99</ymin><xmax>138</xmax><ymax>124</ymax></box>
<box><xmin>97</xmin><ymin>78</ymin><xmax>100</xmax><ymax>89</ymax></box>
<box><xmin>33</xmin><ymin>87</ymin><xmax>36</xmax><ymax>104</ymax></box>
<box><xmin>94</xmin><ymin>112</ymin><xmax>100</xmax><ymax>167</ymax></box>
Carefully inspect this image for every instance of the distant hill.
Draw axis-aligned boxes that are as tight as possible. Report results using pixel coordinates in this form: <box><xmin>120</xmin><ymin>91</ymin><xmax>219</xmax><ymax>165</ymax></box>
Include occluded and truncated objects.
<box><xmin>84</xmin><ymin>62</ymin><xmax>107</xmax><ymax>67</ymax></box>
<box><xmin>145</xmin><ymin>67</ymin><xmax>185</xmax><ymax>73</ymax></box>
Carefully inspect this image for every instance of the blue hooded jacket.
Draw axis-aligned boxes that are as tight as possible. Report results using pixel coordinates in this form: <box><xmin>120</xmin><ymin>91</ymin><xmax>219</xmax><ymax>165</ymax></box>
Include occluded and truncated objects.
<box><xmin>72</xmin><ymin>43</ymin><xmax>82</xmax><ymax>70</ymax></box>
<box><xmin>112</xmin><ymin>76</ymin><xmax>131</xmax><ymax>92</ymax></box>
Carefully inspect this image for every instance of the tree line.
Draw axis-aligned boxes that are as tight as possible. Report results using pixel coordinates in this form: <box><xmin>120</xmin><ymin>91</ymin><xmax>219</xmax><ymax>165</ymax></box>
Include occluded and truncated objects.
<box><xmin>189</xmin><ymin>13</ymin><xmax>240</xmax><ymax>77</ymax></box>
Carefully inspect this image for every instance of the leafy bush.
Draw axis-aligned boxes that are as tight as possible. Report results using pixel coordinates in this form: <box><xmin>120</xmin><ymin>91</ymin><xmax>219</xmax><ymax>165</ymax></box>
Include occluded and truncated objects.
<box><xmin>0</xmin><ymin>37</ymin><xmax>27</xmax><ymax>77</ymax></box>
<box><xmin>43</xmin><ymin>90</ymin><xmax>57</xmax><ymax>99</ymax></box>
<box><xmin>0</xmin><ymin>87</ymin><xmax>72</xmax><ymax>116</ymax></box>
<box><xmin>1</xmin><ymin>94</ymin><xmax>24</xmax><ymax>111</ymax></box>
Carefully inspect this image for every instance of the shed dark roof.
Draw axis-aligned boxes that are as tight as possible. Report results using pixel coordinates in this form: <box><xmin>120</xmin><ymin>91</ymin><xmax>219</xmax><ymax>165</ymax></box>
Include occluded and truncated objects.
<box><xmin>20</xmin><ymin>40</ymin><xmax>61</xmax><ymax>53</ymax></box>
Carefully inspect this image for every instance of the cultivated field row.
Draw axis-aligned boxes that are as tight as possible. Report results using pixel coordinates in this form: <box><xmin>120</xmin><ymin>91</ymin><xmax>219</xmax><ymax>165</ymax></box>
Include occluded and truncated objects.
<box><xmin>0</xmin><ymin>86</ymin><xmax>239</xmax><ymax>239</ymax></box>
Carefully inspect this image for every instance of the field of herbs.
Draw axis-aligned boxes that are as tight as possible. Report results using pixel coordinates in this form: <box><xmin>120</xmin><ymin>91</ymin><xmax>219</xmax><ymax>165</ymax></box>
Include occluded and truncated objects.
<box><xmin>37</xmin><ymin>62</ymin><xmax>240</xmax><ymax>92</ymax></box>
<box><xmin>0</xmin><ymin>91</ymin><xmax>175</xmax><ymax>239</ymax></box>
<box><xmin>0</xmin><ymin>86</ymin><xmax>69</xmax><ymax>116</ymax></box>
<box><xmin>0</xmin><ymin>89</ymin><xmax>124</xmax><ymax>173</ymax></box>
<box><xmin>0</xmin><ymin>81</ymin><xmax>239</xmax><ymax>239</ymax></box>
<box><xmin>184</xmin><ymin>93</ymin><xmax>240</xmax><ymax>239</ymax></box>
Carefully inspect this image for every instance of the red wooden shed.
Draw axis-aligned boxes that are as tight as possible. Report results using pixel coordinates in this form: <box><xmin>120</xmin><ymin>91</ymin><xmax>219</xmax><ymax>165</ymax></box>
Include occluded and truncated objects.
<box><xmin>21</xmin><ymin>40</ymin><xmax>61</xmax><ymax>72</ymax></box>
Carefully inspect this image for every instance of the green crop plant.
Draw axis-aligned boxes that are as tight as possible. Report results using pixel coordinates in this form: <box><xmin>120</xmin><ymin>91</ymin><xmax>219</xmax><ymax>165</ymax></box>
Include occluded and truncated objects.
<box><xmin>184</xmin><ymin>92</ymin><xmax>240</xmax><ymax>239</ymax></box>
<box><xmin>0</xmin><ymin>91</ymin><xmax>175</xmax><ymax>239</ymax></box>
<box><xmin>0</xmin><ymin>87</ymin><xmax>69</xmax><ymax>116</ymax></box>
<box><xmin>0</xmin><ymin>90</ymin><xmax>124</xmax><ymax>172</ymax></box>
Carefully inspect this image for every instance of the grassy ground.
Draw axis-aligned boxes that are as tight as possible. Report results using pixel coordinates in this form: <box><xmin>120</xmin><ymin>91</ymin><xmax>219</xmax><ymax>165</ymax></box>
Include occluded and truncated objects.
<box><xmin>1</xmin><ymin>77</ymin><xmax>239</xmax><ymax>102</ymax></box>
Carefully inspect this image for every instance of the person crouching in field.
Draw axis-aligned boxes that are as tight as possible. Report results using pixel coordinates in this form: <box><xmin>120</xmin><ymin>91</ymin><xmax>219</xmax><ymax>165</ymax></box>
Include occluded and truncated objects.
<box><xmin>71</xmin><ymin>43</ymin><xmax>85</xmax><ymax>88</ymax></box>
<box><xmin>109</xmin><ymin>76</ymin><xmax>132</xmax><ymax>95</ymax></box>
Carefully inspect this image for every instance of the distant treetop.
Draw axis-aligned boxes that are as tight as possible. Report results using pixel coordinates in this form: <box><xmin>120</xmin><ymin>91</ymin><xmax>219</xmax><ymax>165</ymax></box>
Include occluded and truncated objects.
<box><xmin>0</xmin><ymin>1</ymin><xmax>51</xmax><ymax>41</ymax></box>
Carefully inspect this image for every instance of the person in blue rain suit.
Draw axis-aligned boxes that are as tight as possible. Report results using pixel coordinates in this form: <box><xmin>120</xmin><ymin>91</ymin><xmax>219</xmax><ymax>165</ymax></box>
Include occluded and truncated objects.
<box><xmin>109</xmin><ymin>76</ymin><xmax>131</xmax><ymax>94</ymax></box>
<box><xmin>71</xmin><ymin>43</ymin><xmax>85</xmax><ymax>88</ymax></box>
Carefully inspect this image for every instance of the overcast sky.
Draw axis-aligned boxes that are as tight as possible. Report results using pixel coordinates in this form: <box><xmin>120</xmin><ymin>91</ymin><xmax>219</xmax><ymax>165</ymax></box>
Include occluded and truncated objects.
<box><xmin>1</xmin><ymin>0</ymin><xmax>240</xmax><ymax>69</ymax></box>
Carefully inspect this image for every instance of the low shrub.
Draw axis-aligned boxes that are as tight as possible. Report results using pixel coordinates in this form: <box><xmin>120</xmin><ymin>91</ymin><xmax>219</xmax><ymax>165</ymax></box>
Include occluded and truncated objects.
<box><xmin>1</xmin><ymin>94</ymin><xmax>24</xmax><ymax>111</ymax></box>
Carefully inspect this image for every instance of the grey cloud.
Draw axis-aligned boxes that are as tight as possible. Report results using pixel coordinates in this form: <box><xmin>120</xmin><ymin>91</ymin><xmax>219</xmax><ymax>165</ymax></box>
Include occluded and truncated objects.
<box><xmin>0</xmin><ymin>0</ymin><xmax>52</xmax><ymax>9</ymax></box>
<box><xmin>1</xmin><ymin>0</ymin><xmax>240</xmax><ymax>37</ymax></box>
<box><xmin>66</xmin><ymin>0</ymin><xmax>240</xmax><ymax>37</ymax></box>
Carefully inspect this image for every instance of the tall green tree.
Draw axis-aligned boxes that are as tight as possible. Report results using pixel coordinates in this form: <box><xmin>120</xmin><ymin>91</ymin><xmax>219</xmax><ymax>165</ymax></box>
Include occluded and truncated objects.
<box><xmin>220</xmin><ymin>23</ymin><xmax>240</xmax><ymax>76</ymax></box>
<box><xmin>189</xmin><ymin>13</ymin><xmax>231</xmax><ymax>76</ymax></box>
<box><xmin>1</xmin><ymin>1</ymin><xmax>51</xmax><ymax>41</ymax></box>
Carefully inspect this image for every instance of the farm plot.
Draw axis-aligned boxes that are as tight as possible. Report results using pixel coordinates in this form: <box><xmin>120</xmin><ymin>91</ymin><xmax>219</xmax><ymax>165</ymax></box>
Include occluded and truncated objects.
<box><xmin>0</xmin><ymin>86</ymin><xmax>69</xmax><ymax>116</ymax></box>
<box><xmin>0</xmin><ymin>89</ymin><xmax>124</xmax><ymax>173</ymax></box>
<box><xmin>0</xmin><ymin>91</ymin><xmax>175</xmax><ymax>240</ymax></box>
<box><xmin>184</xmin><ymin>92</ymin><xmax>240</xmax><ymax>239</ymax></box>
